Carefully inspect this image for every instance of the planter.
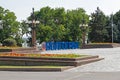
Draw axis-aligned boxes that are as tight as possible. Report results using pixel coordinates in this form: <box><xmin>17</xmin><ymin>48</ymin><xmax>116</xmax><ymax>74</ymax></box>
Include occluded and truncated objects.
<box><xmin>0</xmin><ymin>47</ymin><xmax>40</xmax><ymax>53</ymax></box>
<box><xmin>0</xmin><ymin>55</ymin><xmax>104</xmax><ymax>66</ymax></box>
<box><xmin>0</xmin><ymin>66</ymin><xmax>74</xmax><ymax>72</ymax></box>
<box><xmin>81</xmin><ymin>43</ymin><xmax>120</xmax><ymax>49</ymax></box>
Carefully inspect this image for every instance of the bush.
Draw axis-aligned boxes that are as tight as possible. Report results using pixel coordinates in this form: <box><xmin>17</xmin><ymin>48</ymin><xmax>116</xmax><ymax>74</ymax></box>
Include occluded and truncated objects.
<box><xmin>3</xmin><ymin>38</ymin><xmax>17</xmax><ymax>47</ymax></box>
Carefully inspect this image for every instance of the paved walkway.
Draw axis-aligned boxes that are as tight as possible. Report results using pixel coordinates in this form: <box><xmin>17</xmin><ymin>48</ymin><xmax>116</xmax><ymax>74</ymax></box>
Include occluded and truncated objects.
<box><xmin>1</xmin><ymin>47</ymin><xmax>120</xmax><ymax>80</ymax></box>
<box><xmin>0</xmin><ymin>71</ymin><xmax>120</xmax><ymax>80</ymax></box>
<box><xmin>42</xmin><ymin>47</ymin><xmax>120</xmax><ymax>72</ymax></box>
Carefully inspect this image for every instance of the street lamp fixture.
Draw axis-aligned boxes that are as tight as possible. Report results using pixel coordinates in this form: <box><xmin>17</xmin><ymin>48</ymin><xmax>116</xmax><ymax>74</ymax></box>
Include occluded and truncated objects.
<box><xmin>79</xmin><ymin>24</ymin><xmax>88</xmax><ymax>45</ymax></box>
<box><xmin>111</xmin><ymin>13</ymin><xmax>114</xmax><ymax>43</ymax></box>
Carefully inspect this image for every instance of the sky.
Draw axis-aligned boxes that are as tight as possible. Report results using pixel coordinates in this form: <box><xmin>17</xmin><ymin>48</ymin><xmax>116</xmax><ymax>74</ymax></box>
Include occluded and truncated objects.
<box><xmin>0</xmin><ymin>0</ymin><xmax>120</xmax><ymax>21</ymax></box>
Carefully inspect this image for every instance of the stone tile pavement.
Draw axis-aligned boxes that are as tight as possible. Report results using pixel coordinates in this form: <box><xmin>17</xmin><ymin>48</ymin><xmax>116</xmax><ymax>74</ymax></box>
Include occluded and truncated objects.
<box><xmin>1</xmin><ymin>47</ymin><xmax>120</xmax><ymax>80</ymax></box>
<box><xmin>42</xmin><ymin>47</ymin><xmax>120</xmax><ymax>72</ymax></box>
<box><xmin>0</xmin><ymin>71</ymin><xmax>120</xmax><ymax>80</ymax></box>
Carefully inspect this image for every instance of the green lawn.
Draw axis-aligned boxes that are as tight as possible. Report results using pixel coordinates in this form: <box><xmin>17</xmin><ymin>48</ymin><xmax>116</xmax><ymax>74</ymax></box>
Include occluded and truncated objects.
<box><xmin>0</xmin><ymin>66</ymin><xmax>66</xmax><ymax>68</ymax></box>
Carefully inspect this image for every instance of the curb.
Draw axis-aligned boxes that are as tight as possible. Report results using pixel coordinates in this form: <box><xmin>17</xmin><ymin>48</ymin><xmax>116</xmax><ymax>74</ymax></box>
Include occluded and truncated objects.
<box><xmin>0</xmin><ymin>66</ymin><xmax>74</xmax><ymax>72</ymax></box>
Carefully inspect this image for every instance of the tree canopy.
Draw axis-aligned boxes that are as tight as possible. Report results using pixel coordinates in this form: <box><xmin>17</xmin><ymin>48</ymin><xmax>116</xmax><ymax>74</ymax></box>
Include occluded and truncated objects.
<box><xmin>1</xmin><ymin>6</ymin><xmax>120</xmax><ymax>46</ymax></box>
<box><xmin>0</xmin><ymin>6</ymin><xmax>22</xmax><ymax>46</ymax></box>
<box><xmin>25</xmin><ymin>6</ymin><xmax>89</xmax><ymax>43</ymax></box>
<box><xmin>89</xmin><ymin>7</ymin><xmax>108</xmax><ymax>42</ymax></box>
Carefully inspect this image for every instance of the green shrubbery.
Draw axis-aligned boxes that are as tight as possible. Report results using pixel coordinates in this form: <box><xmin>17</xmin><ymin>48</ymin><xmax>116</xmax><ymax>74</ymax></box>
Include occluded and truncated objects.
<box><xmin>2</xmin><ymin>38</ymin><xmax>17</xmax><ymax>47</ymax></box>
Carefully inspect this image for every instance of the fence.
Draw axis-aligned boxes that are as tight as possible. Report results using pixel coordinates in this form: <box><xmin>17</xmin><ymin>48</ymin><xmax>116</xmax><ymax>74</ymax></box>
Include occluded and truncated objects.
<box><xmin>42</xmin><ymin>42</ymin><xmax>79</xmax><ymax>50</ymax></box>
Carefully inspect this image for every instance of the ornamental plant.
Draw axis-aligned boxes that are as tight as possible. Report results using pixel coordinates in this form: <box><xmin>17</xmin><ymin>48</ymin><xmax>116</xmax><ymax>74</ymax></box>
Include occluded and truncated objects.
<box><xmin>2</xmin><ymin>38</ymin><xmax>17</xmax><ymax>47</ymax></box>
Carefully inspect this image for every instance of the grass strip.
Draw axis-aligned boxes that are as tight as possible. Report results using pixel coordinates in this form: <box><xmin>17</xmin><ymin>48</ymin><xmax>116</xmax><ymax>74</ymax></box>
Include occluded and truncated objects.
<box><xmin>0</xmin><ymin>66</ymin><xmax>66</xmax><ymax>68</ymax></box>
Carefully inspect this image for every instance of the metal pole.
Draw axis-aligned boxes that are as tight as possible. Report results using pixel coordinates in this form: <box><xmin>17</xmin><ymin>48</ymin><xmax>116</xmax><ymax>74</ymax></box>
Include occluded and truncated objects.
<box><xmin>111</xmin><ymin>13</ymin><xmax>113</xmax><ymax>43</ymax></box>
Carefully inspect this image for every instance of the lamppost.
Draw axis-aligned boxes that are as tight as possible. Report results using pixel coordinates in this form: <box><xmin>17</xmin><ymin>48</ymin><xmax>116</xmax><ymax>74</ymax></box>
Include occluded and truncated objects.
<box><xmin>79</xmin><ymin>23</ymin><xmax>88</xmax><ymax>46</ymax></box>
<box><xmin>27</xmin><ymin>8</ymin><xmax>39</xmax><ymax>47</ymax></box>
<box><xmin>111</xmin><ymin>13</ymin><xmax>114</xmax><ymax>43</ymax></box>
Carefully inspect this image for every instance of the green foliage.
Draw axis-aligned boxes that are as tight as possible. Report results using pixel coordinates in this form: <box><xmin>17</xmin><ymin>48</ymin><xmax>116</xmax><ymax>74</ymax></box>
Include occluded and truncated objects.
<box><xmin>66</xmin><ymin>8</ymin><xmax>89</xmax><ymax>42</ymax></box>
<box><xmin>89</xmin><ymin>8</ymin><xmax>120</xmax><ymax>43</ymax></box>
<box><xmin>3</xmin><ymin>6</ymin><xmax>120</xmax><ymax>45</ymax></box>
<box><xmin>113</xmin><ymin>10</ymin><xmax>120</xmax><ymax>42</ymax></box>
<box><xmin>89</xmin><ymin>7</ymin><xmax>108</xmax><ymax>42</ymax></box>
<box><xmin>27</xmin><ymin>6</ymin><xmax>89</xmax><ymax>43</ymax></box>
<box><xmin>2</xmin><ymin>5</ymin><xmax>120</xmax><ymax>46</ymax></box>
<box><xmin>36</xmin><ymin>24</ymin><xmax>53</xmax><ymax>43</ymax></box>
<box><xmin>0</xmin><ymin>6</ymin><xmax>22</xmax><ymax>46</ymax></box>
<box><xmin>2</xmin><ymin>38</ymin><xmax>17</xmax><ymax>47</ymax></box>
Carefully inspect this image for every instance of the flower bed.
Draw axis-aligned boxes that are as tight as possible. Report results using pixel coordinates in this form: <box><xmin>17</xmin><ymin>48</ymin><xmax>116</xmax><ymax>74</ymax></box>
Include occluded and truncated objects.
<box><xmin>0</xmin><ymin>53</ymin><xmax>84</xmax><ymax>58</ymax></box>
<box><xmin>0</xmin><ymin>47</ymin><xmax>104</xmax><ymax>71</ymax></box>
<box><xmin>0</xmin><ymin>52</ymin><xmax>103</xmax><ymax>67</ymax></box>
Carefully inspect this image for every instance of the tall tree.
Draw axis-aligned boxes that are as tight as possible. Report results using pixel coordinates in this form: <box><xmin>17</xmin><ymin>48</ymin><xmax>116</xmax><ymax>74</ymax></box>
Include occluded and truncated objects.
<box><xmin>26</xmin><ymin>6</ymin><xmax>89</xmax><ymax>43</ymax></box>
<box><xmin>66</xmin><ymin>8</ymin><xmax>89</xmax><ymax>42</ymax></box>
<box><xmin>36</xmin><ymin>24</ymin><xmax>52</xmax><ymax>43</ymax></box>
<box><xmin>0</xmin><ymin>6</ymin><xmax>21</xmax><ymax>45</ymax></box>
<box><xmin>89</xmin><ymin>7</ymin><xmax>108</xmax><ymax>42</ymax></box>
<box><xmin>35</xmin><ymin>7</ymin><xmax>67</xmax><ymax>42</ymax></box>
<box><xmin>113</xmin><ymin>10</ymin><xmax>120</xmax><ymax>42</ymax></box>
